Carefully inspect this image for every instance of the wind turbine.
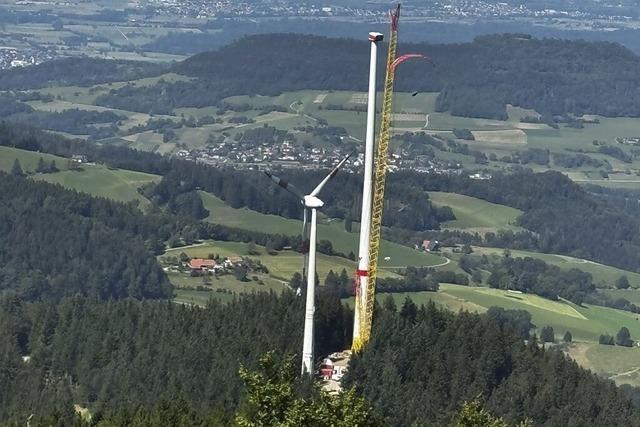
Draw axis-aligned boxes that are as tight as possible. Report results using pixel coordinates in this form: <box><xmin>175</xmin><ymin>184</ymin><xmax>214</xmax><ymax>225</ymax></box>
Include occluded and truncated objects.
<box><xmin>265</xmin><ymin>152</ymin><xmax>353</xmax><ymax>375</ymax></box>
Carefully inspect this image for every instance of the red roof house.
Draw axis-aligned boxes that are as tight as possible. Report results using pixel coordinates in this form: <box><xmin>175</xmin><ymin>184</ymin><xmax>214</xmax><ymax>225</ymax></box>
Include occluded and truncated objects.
<box><xmin>189</xmin><ymin>258</ymin><xmax>217</xmax><ymax>270</ymax></box>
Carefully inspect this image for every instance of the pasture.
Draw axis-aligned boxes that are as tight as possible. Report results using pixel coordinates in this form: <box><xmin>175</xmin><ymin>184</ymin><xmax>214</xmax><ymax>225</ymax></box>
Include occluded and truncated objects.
<box><xmin>427</xmin><ymin>191</ymin><xmax>522</xmax><ymax>233</ymax></box>
<box><xmin>566</xmin><ymin>342</ymin><xmax>640</xmax><ymax>388</ymax></box>
<box><xmin>36</xmin><ymin>165</ymin><xmax>159</xmax><ymax>207</ymax></box>
<box><xmin>21</xmin><ymin>78</ymin><xmax>640</xmax><ymax>191</ymax></box>
<box><xmin>0</xmin><ymin>146</ymin><xmax>69</xmax><ymax>173</ymax></box>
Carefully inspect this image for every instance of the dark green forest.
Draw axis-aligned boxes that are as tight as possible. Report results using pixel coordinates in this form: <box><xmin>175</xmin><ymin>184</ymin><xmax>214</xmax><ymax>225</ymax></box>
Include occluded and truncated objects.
<box><xmin>0</xmin><ymin>173</ymin><xmax>171</xmax><ymax>301</ymax></box>
<box><xmin>103</xmin><ymin>33</ymin><xmax>640</xmax><ymax>119</ymax></box>
<box><xmin>0</xmin><ymin>58</ymin><xmax>160</xmax><ymax>90</ymax></box>
<box><xmin>2</xmin><ymin>294</ymin><xmax>638</xmax><ymax>426</ymax></box>
<box><xmin>5</xmin><ymin>34</ymin><xmax>640</xmax><ymax>119</ymax></box>
<box><xmin>344</xmin><ymin>299</ymin><xmax>640</xmax><ymax>426</ymax></box>
<box><xmin>0</xmin><ymin>291</ymin><xmax>350</xmax><ymax>423</ymax></box>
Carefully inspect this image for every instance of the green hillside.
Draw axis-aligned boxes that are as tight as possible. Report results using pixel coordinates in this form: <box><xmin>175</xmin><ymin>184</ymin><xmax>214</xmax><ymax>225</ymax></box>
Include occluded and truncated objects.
<box><xmin>428</xmin><ymin>191</ymin><xmax>523</xmax><ymax>232</ymax></box>
<box><xmin>199</xmin><ymin>191</ymin><xmax>446</xmax><ymax>268</ymax></box>
<box><xmin>0</xmin><ymin>145</ymin><xmax>69</xmax><ymax>173</ymax></box>
<box><xmin>36</xmin><ymin>166</ymin><xmax>159</xmax><ymax>207</ymax></box>
<box><xmin>567</xmin><ymin>343</ymin><xmax>640</xmax><ymax>388</ymax></box>
<box><xmin>468</xmin><ymin>246</ymin><xmax>640</xmax><ymax>288</ymax></box>
<box><xmin>0</xmin><ymin>146</ymin><xmax>159</xmax><ymax>206</ymax></box>
<box><xmin>384</xmin><ymin>284</ymin><xmax>640</xmax><ymax>343</ymax></box>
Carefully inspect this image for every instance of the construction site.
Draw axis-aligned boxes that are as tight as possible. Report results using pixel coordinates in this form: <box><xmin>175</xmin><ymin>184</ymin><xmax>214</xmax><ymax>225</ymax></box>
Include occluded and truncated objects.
<box><xmin>266</xmin><ymin>4</ymin><xmax>432</xmax><ymax>387</ymax></box>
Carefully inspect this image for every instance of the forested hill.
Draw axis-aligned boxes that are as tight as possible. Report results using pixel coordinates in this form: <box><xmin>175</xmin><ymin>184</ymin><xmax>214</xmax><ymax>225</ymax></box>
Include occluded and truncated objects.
<box><xmin>9</xmin><ymin>34</ymin><xmax>640</xmax><ymax>119</ymax></box>
<box><xmin>1</xmin><ymin>295</ymin><xmax>638</xmax><ymax>425</ymax></box>
<box><xmin>0</xmin><ymin>58</ymin><xmax>161</xmax><ymax>90</ymax></box>
<box><xmin>171</xmin><ymin>33</ymin><xmax>640</xmax><ymax>118</ymax></box>
<box><xmin>344</xmin><ymin>300</ymin><xmax>640</xmax><ymax>426</ymax></box>
<box><xmin>0</xmin><ymin>173</ymin><xmax>172</xmax><ymax>300</ymax></box>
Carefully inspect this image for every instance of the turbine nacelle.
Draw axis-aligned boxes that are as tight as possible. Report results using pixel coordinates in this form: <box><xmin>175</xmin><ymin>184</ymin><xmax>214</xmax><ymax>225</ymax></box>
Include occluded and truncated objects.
<box><xmin>303</xmin><ymin>195</ymin><xmax>324</xmax><ymax>209</ymax></box>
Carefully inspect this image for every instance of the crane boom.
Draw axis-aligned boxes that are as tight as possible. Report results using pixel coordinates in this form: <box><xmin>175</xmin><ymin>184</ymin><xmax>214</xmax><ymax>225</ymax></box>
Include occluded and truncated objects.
<box><xmin>352</xmin><ymin>4</ymin><xmax>400</xmax><ymax>353</ymax></box>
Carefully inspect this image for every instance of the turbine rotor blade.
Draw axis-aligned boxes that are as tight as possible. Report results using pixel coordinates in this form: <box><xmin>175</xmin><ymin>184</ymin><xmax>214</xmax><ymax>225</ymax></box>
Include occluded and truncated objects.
<box><xmin>264</xmin><ymin>171</ymin><xmax>304</xmax><ymax>200</ymax></box>
<box><xmin>309</xmin><ymin>151</ymin><xmax>354</xmax><ymax>197</ymax></box>
<box><xmin>302</xmin><ymin>208</ymin><xmax>309</xmax><ymax>280</ymax></box>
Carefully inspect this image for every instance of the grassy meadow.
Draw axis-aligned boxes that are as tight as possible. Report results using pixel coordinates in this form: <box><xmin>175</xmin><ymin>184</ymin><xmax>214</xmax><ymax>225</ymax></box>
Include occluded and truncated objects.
<box><xmin>0</xmin><ymin>146</ymin><xmax>158</xmax><ymax>206</ymax></box>
<box><xmin>36</xmin><ymin>166</ymin><xmax>159</xmax><ymax>207</ymax></box>
<box><xmin>427</xmin><ymin>191</ymin><xmax>523</xmax><ymax>233</ymax></box>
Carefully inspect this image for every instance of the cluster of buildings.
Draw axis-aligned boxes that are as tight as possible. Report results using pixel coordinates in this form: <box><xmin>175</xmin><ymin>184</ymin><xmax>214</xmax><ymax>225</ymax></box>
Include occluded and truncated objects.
<box><xmin>0</xmin><ymin>47</ymin><xmax>53</xmax><ymax>70</ymax></box>
<box><xmin>177</xmin><ymin>142</ymin><xmax>363</xmax><ymax>172</ymax></box>
<box><xmin>174</xmin><ymin>139</ymin><xmax>466</xmax><ymax>176</ymax></box>
<box><xmin>186</xmin><ymin>256</ymin><xmax>243</xmax><ymax>273</ymax></box>
<box><xmin>163</xmin><ymin>255</ymin><xmax>244</xmax><ymax>275</ymax></box>
<box><xmin>142</xmin><ymin>0</ymin><xmax>383</xmax><ymax>19</ymax></box>
<box><xmin>136</xmin><ymin>0</ymin><xmax>627</xmax><ymax>21</ymax></box>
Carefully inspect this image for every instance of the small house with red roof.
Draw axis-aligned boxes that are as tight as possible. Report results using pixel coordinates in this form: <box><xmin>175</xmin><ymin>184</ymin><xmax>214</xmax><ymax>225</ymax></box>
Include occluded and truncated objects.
<box><xmin>421</xmin><ymin>239</ymin><xmax>439</xmax><ymax>252</ymax></box>
<box><xmin>188</xmin><ymin>258</ymin><xmax>217</xmax><ymax>271</ymax></box>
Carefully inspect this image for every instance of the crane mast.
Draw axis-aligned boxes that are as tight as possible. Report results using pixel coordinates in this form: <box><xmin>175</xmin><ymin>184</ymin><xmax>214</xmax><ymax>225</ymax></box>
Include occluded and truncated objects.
<box><xmin>352</xmin><ymin>4</ymin><xmax>400</xmax><ymax>352</ymax></box>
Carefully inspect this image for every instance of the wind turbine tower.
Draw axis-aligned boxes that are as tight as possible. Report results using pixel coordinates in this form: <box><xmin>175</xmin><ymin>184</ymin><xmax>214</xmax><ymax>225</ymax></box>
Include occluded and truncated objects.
<box><xmin>265</xmin><ymin>152</ymin><xmax>352</xmax><ymax>375</ymax></box>
<box><xmin>353</xmin><ymin>31</ymin><xmax>383</xmax><ymax>347</ymax></box>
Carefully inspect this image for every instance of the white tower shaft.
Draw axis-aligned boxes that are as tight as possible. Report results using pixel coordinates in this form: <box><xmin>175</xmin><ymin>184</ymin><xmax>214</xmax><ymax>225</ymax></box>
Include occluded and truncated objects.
<box><xmin>353</xmin><ymin>32</ymin><xmax>382</xmax><ymax>343</ymax></box>
<box><xmin>301</xmin><ymin>207</ymin><xmax>318</xmax><ymax>375</ymax></box>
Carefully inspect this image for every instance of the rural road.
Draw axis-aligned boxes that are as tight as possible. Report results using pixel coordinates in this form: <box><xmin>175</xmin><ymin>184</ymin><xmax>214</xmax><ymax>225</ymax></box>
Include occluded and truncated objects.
<box><xmin>610</xmin><ymin>367</ymin><xmax>640</xmax><ymax>380</ymax></box>
<box><xmin>384</xmin><ymin>256</ymin><xmax>450</xmax><ymax>269</ymax></box>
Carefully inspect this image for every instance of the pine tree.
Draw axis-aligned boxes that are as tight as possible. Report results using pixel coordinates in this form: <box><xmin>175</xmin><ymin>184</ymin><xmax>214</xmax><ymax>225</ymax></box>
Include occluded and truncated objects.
<box><xmin>615</xmin><ymin>275</ymin><xmax>631</xmax><ymax>289</ymax></box>
<box><xmin>344</xmin><ymin>217</ymin><xmax>353</xmax><ymax>232</ymax></box>
<box><xmin>289</xmin><ymin>272</ymin><xmax>303</xmax><ymax>290</ymax></box>
<box><xmin>382</xmin><ymin>295</ymin><xmax>397</xmax><ymax>313</ymax></box>
<box><xmin>324</xmin><ymin>270</ymin><xmax>340</xmax><ymax>294</ymax></box>
<box><xmin>540</xmin><ymin>326</ymin><xmax>555</xmax><ymax>343</ymax></box>
<box><xmin>400</xmin><ymin>297</ymin><xmax>417</xmax><ymax>325</ymax></box>
<box><xmin>36</xmin><ymin>157</ymin><xmax>46</xmax><ymax>173</ymax></box>
<box><xmin>235</xmin><ymin>352</ymin><xmax>382</xmax><ymax>427</ymax></box>
<box><xmin>11</xmin><ymin>159</ymin><xmax>24</xmax><ymax>176</ymax></box>
<box><xmin>616</xmin><ymin>327</ymin><xmax>633</xmax><ymax>347</ymax></box>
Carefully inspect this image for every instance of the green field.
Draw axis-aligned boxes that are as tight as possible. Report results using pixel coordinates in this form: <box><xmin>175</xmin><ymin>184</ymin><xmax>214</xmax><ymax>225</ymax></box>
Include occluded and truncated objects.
<box><xmin>0</xmin><ymin>146</ymin><xmax>159</xmax><ymax>206</ymax></box>
<box><xmin>384</xmin><ymin>284</ymin><xmax>640</xmax><ymax>343</ymax></box>
<box><xmin>36</xmin><ymin>165</ymin><xmax>159</xmax><ymax>207</ymax></box>
<box><xmin>468</xmin><ymin>246</ymin><xmax>640</xmax><ymax>288</ymax></box>
<box><xmin>0</xmin><ymin>146</ymin><xmax>69</xmax><ymax>173</ymax></box>
<box><xmin>199</xmin><ymin>191</ymin><xmax>446</xmax><ymax>268</ymax></box>
<box><xmin>602</xmin><ymin>289</ymin><xmax>640</xmax><ymax>305</ymax></box>
<box><xmin>567</xmin><ymin>342</ymin><xmax>640</xmax><ymax>387</ymax></box>
<box><xmin>428</xmin><ymin>191</ymin><xmax>523</xmax><ymax>232</ymax></box>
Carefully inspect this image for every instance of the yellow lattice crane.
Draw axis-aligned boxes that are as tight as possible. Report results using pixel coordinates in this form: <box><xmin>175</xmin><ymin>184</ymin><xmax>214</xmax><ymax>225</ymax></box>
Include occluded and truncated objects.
<box><xmin>353</xmin><ymin>4</ymin><xmax>432</xmax><ymax>352</ymax></box>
